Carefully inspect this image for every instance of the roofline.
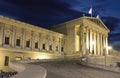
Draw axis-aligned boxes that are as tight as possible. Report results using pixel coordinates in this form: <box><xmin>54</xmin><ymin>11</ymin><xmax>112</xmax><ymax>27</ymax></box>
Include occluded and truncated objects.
<box><xmin>51</xmin><ymin>16</ymin><xmax>84</xmax><ymax>28</ymax></box>
<box><xmin>83</xmin><ymin>16</ymin><xmax>110</xmax><ymax>32</ymax></box>
<box><xmin>0</xmin><ymin>15</ymin><xmax>66</xmax><ymax>37</ymax></box>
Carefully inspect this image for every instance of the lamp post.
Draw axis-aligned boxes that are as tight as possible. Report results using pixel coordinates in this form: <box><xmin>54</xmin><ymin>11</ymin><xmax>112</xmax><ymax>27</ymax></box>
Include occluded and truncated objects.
<box><xmin>105</xmin><ymin>46</ymin><xmax>112</xmax><ymax>65</ymax></box>
<box><xmin>108</xmin><ymin>46</ymin><xmax>112</xmax><ymax>55</ymax></box>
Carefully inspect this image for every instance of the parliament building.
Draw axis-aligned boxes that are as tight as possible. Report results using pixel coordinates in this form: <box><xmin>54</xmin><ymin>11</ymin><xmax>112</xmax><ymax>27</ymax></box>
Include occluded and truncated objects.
<box><xmin>0</xmin><ymin>16</ymin><xmax>109</xmax><ymax>71</ymax></box>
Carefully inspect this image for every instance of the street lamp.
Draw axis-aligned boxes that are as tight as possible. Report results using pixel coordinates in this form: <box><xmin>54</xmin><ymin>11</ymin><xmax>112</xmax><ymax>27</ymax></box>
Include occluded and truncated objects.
<box><xmin>108</xmin><ymin>46</ymin><xmax>112</xmax><ymax>50</ymax></box>
<box><xmin>108</xmin><ymin>46</ymin><xmax>112</xmax><ymax>55</ymax></box>
<box><xmin>105</xmin><ymin>46</ymin><xmax>112</xmax><ymax>65</ymax></box>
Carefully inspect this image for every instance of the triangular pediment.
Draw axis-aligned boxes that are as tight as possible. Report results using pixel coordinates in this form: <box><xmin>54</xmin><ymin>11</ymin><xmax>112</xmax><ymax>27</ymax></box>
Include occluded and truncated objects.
<box><xmin>85</xmin><ymin>17</ymin><xmax>109</xmax><ymax>31</ymax></box>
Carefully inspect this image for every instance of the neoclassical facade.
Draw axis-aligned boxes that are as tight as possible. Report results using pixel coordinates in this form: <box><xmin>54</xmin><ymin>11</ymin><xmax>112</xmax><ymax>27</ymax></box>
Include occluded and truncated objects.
<box><xmin>0</xmin><ymin>16</ymin><xmax>66</xmax><ymax>71</ymax></box>
<box><xmin>51</xmin><ymin>16</ymin><xmax>109</xmax><ymax>57</ymax></box>
<box><xmin>0</xmin><ymin>16</ymin><xmax>109</xmax><ymax>71</ymax></box>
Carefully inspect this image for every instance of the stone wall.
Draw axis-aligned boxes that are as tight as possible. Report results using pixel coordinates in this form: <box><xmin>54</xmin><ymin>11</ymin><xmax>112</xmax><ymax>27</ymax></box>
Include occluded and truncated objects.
<box><xmin>0</xmin><ymin>16</ymin><xmax>66</xmax><ymax>71</ymax></box>
<box><xmin>85</xmin><ymin>55</ymin><xmax>120</xmax><ymax>66</ymax></box>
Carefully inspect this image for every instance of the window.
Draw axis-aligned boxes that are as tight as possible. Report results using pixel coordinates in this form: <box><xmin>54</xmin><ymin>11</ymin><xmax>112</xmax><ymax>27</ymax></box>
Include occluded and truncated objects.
<box><xmin>15</xmin><ymin>57</ymin><xmax>22</xmax><ymax>60</ymax></box>
<box><xmin>49</xmin><ymin>45</ymin><xmax>52</xmax><ymax>50</ymax></box>
<box><xmin>4</xmin><ymin>56</ymin><xmax>9</xmax><ymax>66</ymax></box>
<box><xmin>5</xmin><ymin>37</ymin><xmax>9</xmax><ymax>45</ymax></box>
<box><xmin>61</xmin><ymin>47</ymin><xmax>64</xmax><ymax>52</ymax></box>
<box><xmin>26</xmin><ymin>40</ymin><xmax>30</xmax><ymax>48</ymax></box>
<box><xmin>35</xmin><ymin>42</ymin><xmax>38</xmax><ymax>49</ymax></box>
<box><xmin>56</xmin><ymin>46</ymin><xmax>58</xmax><ymax>51</ymax></box>
<box><xmin>42</xmin><ymin>44</ymin><xmax>45</xmax><ymax>50</ymax></box>
<box><xmin>16</xmin><ymin>39</ymin><xmax>20</xmax><ymax>46</ymax></box>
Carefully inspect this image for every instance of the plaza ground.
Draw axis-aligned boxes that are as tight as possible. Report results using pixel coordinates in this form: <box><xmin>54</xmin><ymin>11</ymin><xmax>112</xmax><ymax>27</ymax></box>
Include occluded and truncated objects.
<box><xmin>31</xmin><ymin>60</ymin><xmax>120</xmax><ymax>78</ymax></box>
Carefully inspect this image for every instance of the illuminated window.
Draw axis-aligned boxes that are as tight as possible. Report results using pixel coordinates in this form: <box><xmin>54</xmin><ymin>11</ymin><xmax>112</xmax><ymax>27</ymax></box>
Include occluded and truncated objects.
<box><xmin>42</xmin><ymin>44</ymin><xmax>45</xmax><ymax>50</ymax></box>
<box><xmin>4</xmin><ymin>56</ymin><xmax>9</xmax><ymax>66</ymax></box>
<box><xmin>5</xmin><ymin>37</ymin><xmax>9</xmax><ymax>45</ymax></box>
<box><xmin>49</xmin><ymin>45</ymin><xmax>52</xmax><ymax>50</ymax></box>
<box><xmin>16</xmin><ymin>39</ymin><xmax>20</xmax><ymax>46</ymax></box>
<box><xmin>26</xmin><ymin>40</ymin><xmax>30</xmax><ymax>48</ymax></box>
<box><xmin>35</xmin><ymin>42</ymin><xmax>38</xmax><ymax>49</ymax></box>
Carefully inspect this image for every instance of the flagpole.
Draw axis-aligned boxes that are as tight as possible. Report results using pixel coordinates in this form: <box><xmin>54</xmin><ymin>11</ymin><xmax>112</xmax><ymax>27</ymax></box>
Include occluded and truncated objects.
<box><xmin>91</xmin><ymin>9</ymin><xmax>92</xmax><ymax>17</ymax></box>
<box><xmin>90</xmin><ymin>0</ymin><xmax>93</xmax><ymax>17</ymax></box>
<box><xmin>88</xmin><ymin>0</ymin><xmax>93</xmax><ymax>17</ymax></box>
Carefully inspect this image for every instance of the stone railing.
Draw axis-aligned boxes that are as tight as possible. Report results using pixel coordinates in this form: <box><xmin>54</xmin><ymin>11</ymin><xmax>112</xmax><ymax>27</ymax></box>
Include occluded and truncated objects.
<box><xmin>9</xmin><ymin>61</ymin><xmax>47</xmax><ymax>78</ymax></box>
<box><xmin>81</xmin><ymin>62</ymin><xmax>120</xmax><ymax>73</ymax></box>
<box><xmin>80</xmin><ymin>56</ymin><xmax>120</xmax><ymax>73</ymax></box>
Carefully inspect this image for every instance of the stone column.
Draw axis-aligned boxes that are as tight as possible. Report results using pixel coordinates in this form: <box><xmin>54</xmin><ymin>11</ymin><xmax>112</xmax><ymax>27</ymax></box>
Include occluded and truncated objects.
<box><xmin>103</xmin><ymin>36</ymin><xmax>106</xmax><ymax>48</ymax></box>
<box><xmin>90</xmin><ymin>29</ymin><xmax>92</xmax><ymax>53</ymax></box>
<box><xmin>100</xmin><ymin>34</ymin><xmax>103</xmax><ymax>55</ymax></box>
<box><xmin>97</xmin><ymin>32</ymin><xmax>100</xmax><ymax>55</ymax></box>
<box><xmin>101</xmin><ymin>34</ymin><xmax>104</xmax><ymax>55</ymax></box>
<box><xmin>106</xmin><ymin>36</ymin><xmax>108</xmax><ymax>55</ymax></box>
<box><xmin>94</xmin><ymin>31</ymin><xmax>96</xmax><ymax>55</ymax></box>
<box><xmin>102</xmin><ymin>35</ymin><xmax>106</xmax><ymax>56</ymax></box>
<box><xmin>99</xmin><ymin>33</ymin><xmax>101</xmax><ymax>55</ymax></box>
<box><xmin>86</xmin><ymin>28</ymin><xmax>89</xmax><ymax>52</ymax></box>
<box><xmin>99</xmin><ymin>34</ymin><xmax>101</xmax><ymax>55</ymax></box>
<box><xmin>80</xmin><ymin>25</ymin><xmax>84</xmax><ymax>56</ymax></box>
<box><xmin>0</xmin><ymin>26</ymin><xmax>4</xmax><ymax>46</ymax></box>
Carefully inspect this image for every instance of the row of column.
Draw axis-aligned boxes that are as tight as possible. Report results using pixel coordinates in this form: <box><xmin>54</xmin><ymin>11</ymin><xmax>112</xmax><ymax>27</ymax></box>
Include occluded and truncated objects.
<box><xmin>85</xmin><ymin>28</ymin><xmax>108</xmax><ymax>56</ymax></box>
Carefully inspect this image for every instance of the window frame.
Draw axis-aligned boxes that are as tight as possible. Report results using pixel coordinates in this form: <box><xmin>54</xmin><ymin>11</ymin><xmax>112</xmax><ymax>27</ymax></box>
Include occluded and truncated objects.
<box><xmin>26</xmin><ymin>40</ymin><xmax>30</xmax><ymax>48</ymax></box>
<box><xmin>35</xmin><ymin>42</ymin><xmax>38</xmax><ymax>49</ymax></box>
<box><xmin>16</xmin><ymin>38</ymin><xmax>20</xmax><ymax>46</ymax></box>
<box><xmin>4</xmin><ymin>36</ymin><xmax>10</xmax><ymax>45</ymax></box>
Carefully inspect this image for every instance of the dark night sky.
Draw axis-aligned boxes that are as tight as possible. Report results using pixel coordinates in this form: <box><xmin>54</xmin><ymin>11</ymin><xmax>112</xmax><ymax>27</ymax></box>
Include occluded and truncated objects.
<box><xmin>0</xmin><ymin>0</ymin><xmax>120</xmax><ymax>51</ymax></box>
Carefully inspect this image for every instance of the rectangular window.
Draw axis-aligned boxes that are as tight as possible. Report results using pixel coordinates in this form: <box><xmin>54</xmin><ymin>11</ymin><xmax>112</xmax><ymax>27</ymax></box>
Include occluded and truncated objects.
<box><xmin>35</xmin><ymin>42</ymin><xmax>38</xmax><ymax>49</ymax></box>
<box><xmin>61</xmin><ymin>47</ymin><xmax>64</xmax><ymax>52</ymax></box>
<box><xmin>49</xmin><ymin>45</ymin><xmax>52</xmax><ymax>50</ymax></box>
<box><xmin>4</xmin><ymin>56</ymin><xmax>9</xmax><ymax>66</ymax></box>
<box><xmin>42</xmin><ymin>44</ymin><xmax>45</xmax><ymax>50</ymax></box>
<box><xmin>16</xmin><ymin>39</ymin><xmax>20</xmax><ymax>46</ymax></box>
<box><xmin>26</xmin><ymin>41</ymin><xmax>30</xmax><ymax>48</ymax></box>
<box><xmin>56</xmin><ymin>46</ymin><xmax>58</xmax><ymax>51</ymax></box>
<box><xmin>5</xmin><ymin>37</ymin><xmax>9</xmax><ymax>45</ymax></box>
<box><xmin>15</xmin><ymin>57</ymin><xmax>22</xmax><ymax>60</ymax></box>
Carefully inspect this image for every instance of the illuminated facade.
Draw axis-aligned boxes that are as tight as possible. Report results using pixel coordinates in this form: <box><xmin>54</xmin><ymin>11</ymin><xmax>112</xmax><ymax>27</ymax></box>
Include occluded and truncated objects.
<box><xmin>51</xmin><ymin>16</ymin><xmax>109</xmax><ymax>57</ymax></box>
<box><xmin>0</xmin><ymin>16</ymin><xmax>66</xmax><ymax>71</ymax></box>
<box><xmin>0</xmin><ymin>16</ymin><xmax>109</xmax><ymax>71</ymax></box>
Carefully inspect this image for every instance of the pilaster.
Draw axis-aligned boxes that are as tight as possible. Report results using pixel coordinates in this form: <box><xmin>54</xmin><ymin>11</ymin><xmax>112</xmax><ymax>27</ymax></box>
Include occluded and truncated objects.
<box><xmin>0</xmin><ymin>26</ymin><xmax>4</xmax><ymax>46</ymax></box>
<box><xmin>106</xmin><ymin>36</ymin><xmax>108</xmax><ymax>54</ymax></box>
<box><xmin>11</xmin><ymin>26</ymin><xmax>16</xmax><ymax>48</ymax></box>
<box><xmin>31</xmin><ymin>31</ymin><xmax>34</xmax><ymax>50</ymax></box>
<box><xmin>22</xmin><ymin>29</ymin><xmax>26</xmax><ymax>49</ymax></box>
